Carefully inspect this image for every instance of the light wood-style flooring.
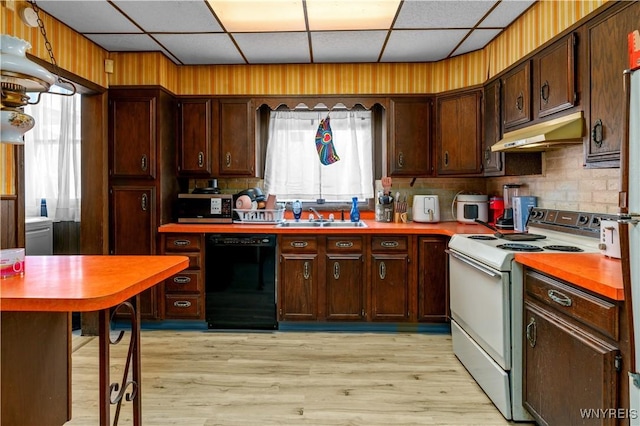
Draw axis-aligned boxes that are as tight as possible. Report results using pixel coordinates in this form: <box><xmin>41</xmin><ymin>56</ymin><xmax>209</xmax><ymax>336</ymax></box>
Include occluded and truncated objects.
<box><xmin>66</xmin><ymin>330</ymin><xmax>529</xmax><ymax>425</ymax></box>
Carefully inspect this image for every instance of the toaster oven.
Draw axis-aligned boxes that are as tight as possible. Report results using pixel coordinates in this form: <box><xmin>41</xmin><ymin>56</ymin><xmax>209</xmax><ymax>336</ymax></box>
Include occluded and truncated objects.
<box><xmin>176</xmin><ymin>193</ymin><xmax>234</xmax><ymax>223</ymax></box>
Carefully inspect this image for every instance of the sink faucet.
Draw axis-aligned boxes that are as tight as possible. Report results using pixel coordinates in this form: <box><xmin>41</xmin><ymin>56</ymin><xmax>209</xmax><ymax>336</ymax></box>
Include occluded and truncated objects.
<box><xmin>308</xmin><ymin>207</ymin><xmax>324</xmax><ymax>222</ymax></box>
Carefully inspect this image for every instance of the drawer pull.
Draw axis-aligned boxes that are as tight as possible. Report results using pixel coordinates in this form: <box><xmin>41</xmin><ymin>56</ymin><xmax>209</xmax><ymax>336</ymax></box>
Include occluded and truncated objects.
<box><xmin>225</xmin><ymin>152</ymin><xmax>231</xmax><ymax>168</ymax></box>
<box><xmin>173</xmin><ymin>301</ymin><xmax>192</xmax><ymax>308</ymax></box>
<box><xmin>303</xmin><ymin>261</ymin><xmax>310</xmax><ymax>280</ymax></box>
<box><xmin>515</xmin><ymin>91</ymin><xmax>524</xmax><ymax>112</ymax></box>
<box><xmin>141</xmin><ymin>154</ymin><xmax>148</xmax><ymax>171</ymax></box>
<box><xmin>198</xmin><ymin>151</ymin><xmax>204</xmax><ymax>167</ymax></box>
<box><xmin>335</xmin><ymin>241</ymin><xmax>353</xmax><ymax>248</ymax></box>
<box><xmin>333</xmin><ymin>261</ymin><xmax>340</xmax><ymax>280</ymax></box>
<box><xmin>379</xmin><ymin>261</ymin><xmax>386</xmax><ymax>280</ymax></box>
<box><xmin>592</xmin><ymin>119</ymin><xmax>603</xmax><ymax>148</ymax></box>
<box><xmin>172</xmin><ymin>276</ymin><xmax>191</xmax><ymax>284</ymax></box>
<box><xmin>141</xmin><ymin>193</ymin><xmax>148</xmax><ymax>211</ymax></box>
<box><xmin>380</xmin><ymin>241</ymin><xmax>399</xmax><ymax>248</ymax></box>
<box><xmin>540</xmin><ymin>80</ymin><xmax>550</xmax><ymax>104</ymax></box>
<box><xmin>526</xmin><ymin>317</ymin><xmax>536</xmax><ymax>348</ymax></box>
<box><xmin>547</xmin><ymin>289</ymin><xmax>572</xmax><ymax>307</ymax></box>
<box><xmin>290</xmin><ymin>241</ymin><xmax>308</xmax><ymax>248</ymax></box>
<box><xmin>397</xmin><ymin>152</ymin><xmax>405</xmax><ymax>168</ymax></box>
<box><xmin>172</xmin><ymin>239</ymin><xmax>191</xmax><ymax>247</ymax></box>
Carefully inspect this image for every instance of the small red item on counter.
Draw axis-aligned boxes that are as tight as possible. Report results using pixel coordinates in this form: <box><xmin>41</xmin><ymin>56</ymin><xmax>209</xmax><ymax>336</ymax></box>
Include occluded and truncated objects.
<box><xmin>489</xmin><ymin>196</ymin><xmax>504</xmax><ymax>226</ymax></box>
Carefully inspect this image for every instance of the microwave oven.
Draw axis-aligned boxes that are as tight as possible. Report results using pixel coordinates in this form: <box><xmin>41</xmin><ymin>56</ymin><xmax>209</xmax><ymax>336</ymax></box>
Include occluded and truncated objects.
<box><xmin>177</xmin><ymin>193</ymin><xmax>234</xmax><ymax>223</ymax></box>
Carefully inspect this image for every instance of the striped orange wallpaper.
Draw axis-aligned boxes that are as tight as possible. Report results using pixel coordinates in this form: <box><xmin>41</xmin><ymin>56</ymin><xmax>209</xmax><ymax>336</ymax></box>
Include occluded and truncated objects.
<box><xmin>0</xmin><ymin>0</ymin><xmax>608</xmax><ymax>194</ymax></box>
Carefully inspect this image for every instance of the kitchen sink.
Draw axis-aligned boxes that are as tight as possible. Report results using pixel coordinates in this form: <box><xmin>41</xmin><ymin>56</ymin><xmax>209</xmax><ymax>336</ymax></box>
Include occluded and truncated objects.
<box><xmin>276</xmin><ymin>220</ymin><xmax>368</xmax><ymax>228</ymax></box>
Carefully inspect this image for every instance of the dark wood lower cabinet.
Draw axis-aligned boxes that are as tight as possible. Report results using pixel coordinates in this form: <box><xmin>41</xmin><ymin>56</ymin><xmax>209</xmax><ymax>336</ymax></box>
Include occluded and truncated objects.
<box><xmin>370</xmin><ymin>253</ymin><xmax>410</xmax><ymax>321</ymax></box>
<box><xmin>418</xmin><ymin>236</ymin><xmax>449</xmax><ymax>322</ymax></box>
<box><xmin>279</xmin><ymin>254</ymin><xmax>318</xmax><ymax>321</ymax></box>
<box><xmin>325</xmin><ymin>252</ymin><xmax>365</xmax><ymax>321</ymax></box>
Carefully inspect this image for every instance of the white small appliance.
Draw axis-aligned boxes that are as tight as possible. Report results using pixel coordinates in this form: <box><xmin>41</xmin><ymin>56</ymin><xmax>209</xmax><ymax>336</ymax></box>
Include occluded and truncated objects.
<box><xmin>599</xmin><ymin>219</ymin><xmax>622</xmax><ymax>259</ymax></box>
<box><xmin>25</xmin><ymin>217</ymin><xmax>53</xmax><ymax>255</ymax></box>
<box><xmin>454</xmin><ymin>194</ymin><xmax>488</xmax><ymax>224</ymax></box>
<box><xmin>512</xmin><ymin>196</ymin><xmax>537</xmax><ymax>232</ymax></box>
<box><xmin>412</xmin><ymin>195</ymin><xmax>440</xmax><ymax>223</ymax></box>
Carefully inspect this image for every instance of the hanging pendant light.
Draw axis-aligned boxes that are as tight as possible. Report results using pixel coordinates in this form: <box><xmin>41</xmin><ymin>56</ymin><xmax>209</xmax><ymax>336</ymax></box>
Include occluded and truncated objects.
<box><xmin>0</xmin><ymin>0</ymin><xmax>76</xmax><ymax>144</ymax></box>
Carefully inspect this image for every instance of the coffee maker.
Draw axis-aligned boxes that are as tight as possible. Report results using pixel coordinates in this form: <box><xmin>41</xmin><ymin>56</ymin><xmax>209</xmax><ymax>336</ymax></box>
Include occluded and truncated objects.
<box><xmin>495</xmin><ymin>184</ymin><xmax>521</xmax><ymax>230</ymax></box>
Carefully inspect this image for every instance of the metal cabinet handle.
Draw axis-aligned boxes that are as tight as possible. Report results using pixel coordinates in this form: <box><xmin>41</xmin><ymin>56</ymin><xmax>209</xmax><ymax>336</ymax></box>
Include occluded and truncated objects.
<box><xmin>515</xmin><ymin>91</ymin><xmax>524</xmax><ymax>111</ymax></box>
<box><xmin>526</xmin><ymin>317</ymin><xmax>536</xmax><ymax>348</ymax></box>
<box><xmin>303</xmin><ymin>261</ymin><xmax>310</xmax><ymax>280</ymax></box>
<box><xmin>397</xmin><ymin>152</ymin><xmax>404</xmax><ymax>168</ymax></box>
<box><xmin>141</xmin><ymin>193</ymin><xmax>148</xmax><ymax>211</ymax></box>
<box><xmin>172</xmin><ymin>276</ymin><xmax>191</xmax><ymax>284</ymax></box>
<box><xmin>172</xmin><ymin>239</ymin><xmax>191</xmax><ymax>247</ymax></box>
<box><xmin>592</xmin><ymin>119</ymin><xmax>603</xmax><ymax>148</ymax></box>
<box><xmin>173</xmin><ymin>301</ymin><xmax>192</xmax><ymax>308</ymax></box>
<box><xmin>547</xmin><ymin>289</ymin><xmax>572</xmax><ymax>307</ymax></box>
<box><xmin>225</xmin><ymin>152</ymin><xmax>231</xmax><ymax>168</ymax></box>
<box><xmin>540</xmin><ymin>80</ymin><xmax>550</xmax><ymax>104</ymax></box>
<box><xmin>379</xmin><ymin>261</ymin><xmax>386</xmax><ymax>280</ymax></box>
<box><xmin>333</xmin><ymin>261</ymin><xmax>340</xmax><ymax>280</ymax></box>
<box><xmin>444</xmin><ymin>151</ymin><xmax>449</xmax><ymax>167</ymax></box>
<box><xmin>198</xmin><ymin>151</ymin><xmax>204</xmax><ymax>168</ymax></box>
<box><xmin>290</xmin><ymin>241</ymin><xmax>308</xmax><ymax>248</ymax></box>
<box><xmin>141</xmin><ymin>154</ymin><xmax>148</xmax><ymax>171</ymax></box>
<box><xmin>380</xmin><ymin>241</ymin><xmax>399</xmax><ymax>248</ymax></box>
<box><xmin>335</xmin><ymin>241</ymin><xmax>353</xmax><ymax>248</ymax></box>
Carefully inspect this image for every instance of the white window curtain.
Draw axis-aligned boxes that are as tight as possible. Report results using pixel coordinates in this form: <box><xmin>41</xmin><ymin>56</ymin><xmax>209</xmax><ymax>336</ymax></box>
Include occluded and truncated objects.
<box><xmin>24</xmin><ymin>93</ymin><xmax>81</xmax><ymax>221</ymax></box>
<box><xmin>264</xmin><ymin>110</ymin><xmax>374</xmax><ymax>201</ymax></box>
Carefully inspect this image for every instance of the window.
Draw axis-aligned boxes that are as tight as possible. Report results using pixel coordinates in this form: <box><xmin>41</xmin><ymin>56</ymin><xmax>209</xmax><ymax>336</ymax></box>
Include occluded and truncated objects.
<box><xmin>24</xmin><ymin>92</ymin><xmax>82</xmax><ymax>221</ymax></box>
<box><xmin>263</xmin><ymin>108</ymin><xmax>374</xmax><ymax>202</ymax></box>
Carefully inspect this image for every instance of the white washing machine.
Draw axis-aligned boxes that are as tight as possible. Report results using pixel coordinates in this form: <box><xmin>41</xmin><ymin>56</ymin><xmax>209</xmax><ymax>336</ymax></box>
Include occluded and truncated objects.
<box><xmin>25</xmin><ymin>217</ymin><xmax>53</xmax><ymax>255</ymax></box>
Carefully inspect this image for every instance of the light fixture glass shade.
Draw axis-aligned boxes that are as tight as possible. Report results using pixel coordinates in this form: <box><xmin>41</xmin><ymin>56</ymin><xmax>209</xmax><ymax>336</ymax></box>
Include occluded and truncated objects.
<box><xmin>0</xmin><ymin>109</ymin><xmax>35</xmax><ymax>144</ymax></box>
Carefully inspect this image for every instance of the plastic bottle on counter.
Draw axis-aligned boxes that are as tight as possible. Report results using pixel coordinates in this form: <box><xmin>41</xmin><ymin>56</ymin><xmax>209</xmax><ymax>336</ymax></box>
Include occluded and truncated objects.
<box><xmin>350</xmin><ymin>197</ymin><xmax>360</xmax><ymax>222</ymax></box>
<box><xmin>292</xmin><ymin>200</ymin><xmax>302</xmax><ymax>221</ymax></box>
<box><xmin>40</xmin><ymin>198</ymin><xmax>48</xmax><ymax>217</ymax></box>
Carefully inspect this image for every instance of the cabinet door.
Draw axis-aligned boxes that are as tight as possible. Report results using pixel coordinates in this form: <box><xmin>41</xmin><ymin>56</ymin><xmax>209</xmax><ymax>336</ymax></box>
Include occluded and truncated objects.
<box><xmin>218</xmin><ymin>98</ymin><xmax>255</xmax><ymax>176</ymax></box>
<box><xmin>584</xmin><ymin>2</ymin><xmax>639</xmax><ymax>167</ymax></box>
<box><xmin>387</xmin><ymin>97</ymin><xmax>433</xmax><ymax>176</ymax></box>
<box><xmin>177</xmin><ymin>98</ymin><xmax>212</xmax><ymax>177</ymax></box>
<box><xmin>370</xmin><ymin>254</ymin><xmax>409</xmax><ymax>321</ymax></box>
<box><xmin>279</xmin><ymin>254</ymin><xmax>318</xmax><ymax>321</ymax></box>
<box><xmin>436</xmin><ymin>90</ymin><xmax>482</xmax><ymax>175</ymax></box>
<box><xmin>109</xmin><ymin>95</ymin><xmax>156</xmax><ymax>179</ymax></box>
<box><xmin>502</xmin><ymin>61</ymin><xmax>531</xmax><ymax>129</ymax></box>
<box><xmin>536</xmin><ymin>34</ymin><xmax>577</xmax><ymax>118</ymax></box>
<box><xmin>417</xmin><ymin>237</ymin><xmax>448</xmax><ymax>322</ymax></box>
<box><xmin>482</xmin><ymin>79</ymin><xmax>504</xmax><ymax>176</ymax></box>
<box><xmin>325</xmin><ymin>254</ymin><xmax>365</xmax><ymax>321</ymax></box>
<box><xmin>523</xmin><ymin>302</ymin><xmax>619</xmax><ymax>426</ymax></box>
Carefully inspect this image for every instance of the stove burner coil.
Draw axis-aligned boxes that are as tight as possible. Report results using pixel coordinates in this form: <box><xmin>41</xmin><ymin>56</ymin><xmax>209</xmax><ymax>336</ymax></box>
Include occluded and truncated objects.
<box><xmin>468</xmin><ymin>235</ymin><xmax>498</xmax><ymax>240</ymax></box>
<box><xmin>496</xmin><ymin>243</ymin><xmax>544</xmax><ymax>252</ymax></box>
<box><xmin>543</xmin><ymin>245</ymin><xmax>584</xmax><ymax>252</ymax></box>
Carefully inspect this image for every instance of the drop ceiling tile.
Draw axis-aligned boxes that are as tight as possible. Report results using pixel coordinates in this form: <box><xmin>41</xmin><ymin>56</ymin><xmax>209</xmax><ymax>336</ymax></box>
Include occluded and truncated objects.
<box><xmin>382</xmin><ymin>29</ymin><xmax>468</xmax><ymax>62</ymax></box>
<box><xmin>84</xmin><ymin>33</ymin><xmax>162</xmax><ymax>52</ymax></box>
<box><xmin>233</xmin><ymin>32</ymin><xmax>309</xmax><ymax>64</ymax></box>
<box><xmin>112</xmin><ymin>0</ymin><xmax>223</xmax><ymax>33</ymax></box>
<box><xmin>154</xmin><ymin>33</ymin><xmax>244</xmax><ymax>64</ymax></box>
<box><xmin>311</xmin><ymin>31</ymin><xmax>387</xmax><ymax>63</ymax></box>
<box><xmin>480</xmin><ymin>0</ymin><xmax>536</xmax><ymax>27</ymax></box>
<box><xmin>37</xmin><ymin>0</ymin><xmax>141</xmax><ymax>33</ymax></box>
<box><xmin>207</xmin><ymin>0</ymin><xmax>305</xmax><ymax>32</ymax></box>
<box><xmin>306</xmin><ymin>0</ymin><xmax>400</xmax><ymax>31</ymax></box>
<box><xmin>452</xmin><ymin>28</ymin><xmax>502</xmax><ymax>56</ymax></box>
<box><xmin>394</xmin><ymin>0</ymin><xmax>497</xmax><ymax>29</ymax></box>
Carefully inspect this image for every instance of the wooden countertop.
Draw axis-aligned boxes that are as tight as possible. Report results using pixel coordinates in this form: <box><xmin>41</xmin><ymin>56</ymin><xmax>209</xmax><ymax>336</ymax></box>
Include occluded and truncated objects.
<box><xmin>0</xmin><ymin>255</ymin><xmax>189</xmax><ymax>312</ymax></box>
<box><xmin>515</xmin><ymin>253</ymin><xmax>624</xmax><ymax>301</ymax></box>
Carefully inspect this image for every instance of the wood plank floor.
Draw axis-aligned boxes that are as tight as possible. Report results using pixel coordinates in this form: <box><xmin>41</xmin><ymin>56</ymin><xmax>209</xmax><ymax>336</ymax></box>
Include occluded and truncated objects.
<box><xmin>66</xmin><ymin>330</ymin><xmax>530</xmax><ymax>425</ymax></box>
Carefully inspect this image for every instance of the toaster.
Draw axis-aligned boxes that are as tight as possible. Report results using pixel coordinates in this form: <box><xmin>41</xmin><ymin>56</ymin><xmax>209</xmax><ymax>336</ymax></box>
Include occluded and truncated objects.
<box><xmin>412</xmin><ymin>195</ymin><xmax>440</xmax><ymax>223</ymax></box>
<box><xmin>599</xmin><ymin>219</ymin><xmax>621</xmax><ymax>259</ymax></box>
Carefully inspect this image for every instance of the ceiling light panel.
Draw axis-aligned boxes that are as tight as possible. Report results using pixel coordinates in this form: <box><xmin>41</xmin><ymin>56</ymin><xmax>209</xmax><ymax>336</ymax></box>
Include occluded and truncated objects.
<box><xmin>479</xmin><ymin>0</ymin><xmax>536</xmax><ymax>27</ymax></box>
<box><xmin>233</xmin><ymin>32</ymin><xmax>310</xmax><ymax>63</ymax></box>
<box><xmin>306</xmin><ymin>0</ymin><xmax>401</xmax><ymax>31</ymax></box>
<box><xmin>207</xmin><ymin>0</ymin><xmax>305</xmax><ymax>32</ymax></box>
<box><xmin>394</xmin><ymin>0</ymin><xmax>497</xmax><ymax>29</ymax></box>
<box><xmin>112</xmin><ymin>1</ymin><xmax>223</xmax><ymax>33</ymax></box>
<box><xmin>154</xmin><ymin>33</ymin><xmax>244</xmax><ymax>64</ymax></box>
<box><xmin>452</xmin><ymin>28</ymin><xmax>502</xmax><ymax>56</ymax></box>
<box><xmin>37</xmin><ymin>0</ymin><xmax>141</xmax><ymax>33</ymax></box>
<box><xmin>382</xmin><ymin>29</ymin><xmax>468</xmax><ymax>62</ymax></box>
<box><xmin>311</xmin><ymin>31</ymin><xmax>387</xmax><ymax>63</ymax></box>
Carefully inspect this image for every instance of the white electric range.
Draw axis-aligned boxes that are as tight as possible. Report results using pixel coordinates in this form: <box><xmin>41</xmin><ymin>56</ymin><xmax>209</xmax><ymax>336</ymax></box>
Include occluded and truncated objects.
<box><xmin>447</xmin><ymin>208</ymin><xmax>616</xmax><ymax>421</ymax></box>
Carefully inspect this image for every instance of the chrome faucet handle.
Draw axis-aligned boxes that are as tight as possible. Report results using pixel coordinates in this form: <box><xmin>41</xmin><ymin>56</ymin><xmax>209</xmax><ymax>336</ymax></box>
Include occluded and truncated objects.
<box><xmin>309</xmin><ymin>207</ymin><xmax>324</xmax><ymax>222</ymax></box>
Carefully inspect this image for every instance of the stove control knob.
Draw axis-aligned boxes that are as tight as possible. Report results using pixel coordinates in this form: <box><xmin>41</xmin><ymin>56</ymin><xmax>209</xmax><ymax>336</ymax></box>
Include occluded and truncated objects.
<box><xmin>578</xmin><ymin>215</ymin><xmax>589</xmax><ymax>225</ymax></box>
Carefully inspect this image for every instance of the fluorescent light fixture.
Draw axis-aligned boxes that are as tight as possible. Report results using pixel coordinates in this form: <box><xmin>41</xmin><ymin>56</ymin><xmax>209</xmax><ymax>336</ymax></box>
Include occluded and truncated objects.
<box><xmin>306</xmin><ymin>0</ymin><xmax>401</xmax><ymax>31</ymax></box>
<box><xmin>207</xmin><ymin>0</ymin><xmax>306</xmax><ymax>32</ymax></box>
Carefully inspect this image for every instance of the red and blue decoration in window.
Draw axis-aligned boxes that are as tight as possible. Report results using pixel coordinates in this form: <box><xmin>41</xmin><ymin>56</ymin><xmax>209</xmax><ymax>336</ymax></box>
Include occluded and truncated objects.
<box><xmin>314</xmin><ymin>115</ymin><xmax>340</xmax><ymax>165</ymax></box>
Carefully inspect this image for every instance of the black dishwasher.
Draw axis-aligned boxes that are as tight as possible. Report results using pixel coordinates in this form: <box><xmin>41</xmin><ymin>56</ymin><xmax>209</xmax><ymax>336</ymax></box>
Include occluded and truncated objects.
<box><xmin>205</xmin><ymin>234</ymin><xmax>277</xmax><ymax>330</ymax></box>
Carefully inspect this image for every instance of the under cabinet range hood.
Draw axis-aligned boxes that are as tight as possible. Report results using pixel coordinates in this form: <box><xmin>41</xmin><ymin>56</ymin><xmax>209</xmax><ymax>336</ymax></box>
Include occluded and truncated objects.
<box><xmin>491</xmin><ymin>111</ymin><xmax>585</xmax><ymax>152</ymax></box>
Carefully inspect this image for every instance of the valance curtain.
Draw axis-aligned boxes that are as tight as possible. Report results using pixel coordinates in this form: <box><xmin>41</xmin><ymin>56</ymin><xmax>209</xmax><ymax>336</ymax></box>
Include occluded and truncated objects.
<box><xmin>24</xmin><ymin>93</ymin><xmax>81</xmax><ymax>221</ymax></box>
<box><xmin>264</xmin><ymin>110</ymin><xmax>374</xmax><ymax>201</ymax></box>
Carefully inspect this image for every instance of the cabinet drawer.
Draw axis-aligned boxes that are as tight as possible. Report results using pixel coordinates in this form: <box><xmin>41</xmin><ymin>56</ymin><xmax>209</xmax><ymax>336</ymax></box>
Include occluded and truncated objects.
<box><xmin>165</xmin><ymin>270</ymin><xmax>202</xmax><ymax>293</ymax></box>
<box><xmin>165</xmin><ymin>235</ymin><xmax>202</xmax><ymax>251</ymax></box>
<box><xmin>371</xmin><ymin>236</ymin><xmax>408</xmax><ymax>252</ymax></box>
<box><xmin>326</xmin><ymin>236</ymin><xmax>363</xmax><ymax>252</ymax></box>
<box><xmin>165</xmin><ymin>295</ymin><xmax>202</xmax><ymax>318</ymax></box>
<box><xmin>525</xmin><ymin>269</ymin><xmax>619</xmax><ymax>340</ymax></box>
<box><xmin>280</xmin><ymin>236</ymin><xmax>318</xmax><ymax>253</ymax></box>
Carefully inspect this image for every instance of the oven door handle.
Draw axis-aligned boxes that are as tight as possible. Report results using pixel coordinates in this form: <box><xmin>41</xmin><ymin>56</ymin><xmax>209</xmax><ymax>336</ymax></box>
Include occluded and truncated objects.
<box><xmin>446</xmin><ymin>249</ymin><xmax>499</xmax><ymax>278</ymax></box>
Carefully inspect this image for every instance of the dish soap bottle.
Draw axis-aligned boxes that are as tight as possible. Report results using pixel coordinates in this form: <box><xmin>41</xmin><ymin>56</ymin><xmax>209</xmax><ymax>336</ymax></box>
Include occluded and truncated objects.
<box><xmin>350</xmin><ymin>197</ymin><xmax>360</xmax><ymax>222</ymax></box>
<box><xmin>292</xmin><ymin>200</ymin><xmax>302</xmax><ymax>221</ymax></box>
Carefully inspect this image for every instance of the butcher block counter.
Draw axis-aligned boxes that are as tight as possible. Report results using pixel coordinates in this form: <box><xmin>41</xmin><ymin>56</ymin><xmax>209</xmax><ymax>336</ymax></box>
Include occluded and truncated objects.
<box><xmin>158</xmin><ymin>220</ymin><xmax>624</xmax><ymax>302</ymax></box>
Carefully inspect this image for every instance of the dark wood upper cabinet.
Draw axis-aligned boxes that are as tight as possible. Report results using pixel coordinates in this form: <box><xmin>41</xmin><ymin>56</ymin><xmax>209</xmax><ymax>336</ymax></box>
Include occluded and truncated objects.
<box><xmin>387</xmin><ymin>97</ymin><xmax>433</xmax><ymax>177</ymax></box>
<box><xmin>436</xmin><ymin>89</ymin><xmax>483</xmax><ymax>176</ymax></box>
<box><xmin>217</xmin><ymin>98</ymin><xmax>255</xmax><ymax>176</ymax></box>
<box><xmin>177</xmin><ymin>98</ymin><xmax>213</xmax><ymax>177</ymax></box>
<box><xmin>535</xmin><ymin>33</ymin><xmax>577</xmax><ymax>118</ymax></box>
<box><xmin>583</xmin><ymin>1</ymin><xmax>640</xmax><ymax>168</ymax></box>
<box><xmin>502</xmin><ymin>61</ymin><xmax>532</xmax><ymax>130</ymax></box>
